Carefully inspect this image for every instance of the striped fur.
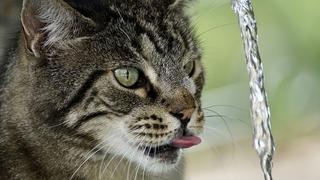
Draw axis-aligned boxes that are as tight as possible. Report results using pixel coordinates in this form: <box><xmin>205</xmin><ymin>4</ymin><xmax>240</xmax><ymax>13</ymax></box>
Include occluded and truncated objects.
<box><xmin>0</xmin><ymin>0</ymin><xmax>205</xmax><ymax>179</ymax></box>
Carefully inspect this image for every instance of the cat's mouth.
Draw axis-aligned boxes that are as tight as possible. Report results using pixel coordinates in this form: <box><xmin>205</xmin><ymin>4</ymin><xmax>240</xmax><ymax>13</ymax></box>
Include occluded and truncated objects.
<box><xmin>139</xmin><ymin>144</ymin><xmax>180</xmax><ymax>163</ymax></box>
<box><xmin>143</xmin><ymin>144</ymin><xmax>179</xmax><ymax>157</ymax></box>
<box><xmin>139</xmin><ymin>136</ymin><xmax>201</xmax><ymax>162</ymax></box>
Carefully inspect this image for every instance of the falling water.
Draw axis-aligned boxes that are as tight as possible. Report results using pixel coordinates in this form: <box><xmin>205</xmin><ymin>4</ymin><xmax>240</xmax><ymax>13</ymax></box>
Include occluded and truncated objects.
<box><xmin>231</xmin><ymin>0</ymin><xmax>275</xmax><ymax>180</ymax></box>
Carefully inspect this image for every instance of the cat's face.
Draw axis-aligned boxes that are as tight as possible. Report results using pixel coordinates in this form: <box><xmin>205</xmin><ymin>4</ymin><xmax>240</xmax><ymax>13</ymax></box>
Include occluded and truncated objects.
<box><xmin>22</xmin><ymin>0</ymin><xmax>204</xmax><ymax>174</ymax></box>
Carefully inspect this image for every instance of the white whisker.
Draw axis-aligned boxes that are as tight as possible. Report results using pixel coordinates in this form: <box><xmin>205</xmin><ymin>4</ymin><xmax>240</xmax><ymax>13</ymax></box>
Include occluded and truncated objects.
<box><xmin>69</xmin><ymin>139</ymin><xmax>107</xmax><ymax>180</ymax></box>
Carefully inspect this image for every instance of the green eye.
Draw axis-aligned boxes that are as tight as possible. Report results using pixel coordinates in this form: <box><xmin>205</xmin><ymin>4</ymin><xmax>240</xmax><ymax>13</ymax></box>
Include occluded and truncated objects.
<box><xmin>184</xmin><ymin>61</ymin><xmax>195</xmax><ymax>77</ymax></box>
<box><xmin>114</xmin><ymin>67</ymin><xmax>140</xmax><ymax>88</ymax></box>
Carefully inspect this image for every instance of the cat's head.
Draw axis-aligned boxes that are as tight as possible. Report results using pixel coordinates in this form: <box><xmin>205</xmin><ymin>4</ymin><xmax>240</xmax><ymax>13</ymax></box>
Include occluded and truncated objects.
<box><xmin>21</xmin><ymin>0</ymin><xmax>204</xmax><ymax>173</ymax></box>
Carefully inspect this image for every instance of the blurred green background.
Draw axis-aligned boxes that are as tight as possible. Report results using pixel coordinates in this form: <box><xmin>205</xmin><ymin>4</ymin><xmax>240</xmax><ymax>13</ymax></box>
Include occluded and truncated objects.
<box><xmin>190</xmin><ymin>0</ymin><xmax>320</xmax><ymax>139</ymax></box>
<box><xmin>0</xmin><ymin>0</ymin><xmax>319</xmax><ymax>179</ymax></box>
<box><xmin>185</xmin><ymin>0</ymin><xmax>320</xmax><ymax>179</ymax></box>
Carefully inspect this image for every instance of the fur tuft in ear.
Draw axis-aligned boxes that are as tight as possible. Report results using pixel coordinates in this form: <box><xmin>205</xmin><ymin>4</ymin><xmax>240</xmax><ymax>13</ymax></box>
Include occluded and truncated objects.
<box><xmin>169</xmin><ymin>0</ymin><xmax>185</xmax><ymax>8</ymax></box>
<box><xmin>21</xmin><ymin>0</ymin><xmax>96</xmax><ymax>57</ymax></box>
<box><xmin>152</xmin><ymin>0</ymin><xmax>191</xmax><ymax>11</ymax></box>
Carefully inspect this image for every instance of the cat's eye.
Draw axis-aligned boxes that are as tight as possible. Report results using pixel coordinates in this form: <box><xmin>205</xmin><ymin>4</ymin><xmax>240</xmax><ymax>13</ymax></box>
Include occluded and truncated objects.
<box><xmin>114</xmin><ymin>67</ymin><xmax>144</xmax><ymax>88</ymax></box>
<box><xmin>184</xmin><ymin>61</ymin><xmax>195</xmax><ymax>77</ymax></box>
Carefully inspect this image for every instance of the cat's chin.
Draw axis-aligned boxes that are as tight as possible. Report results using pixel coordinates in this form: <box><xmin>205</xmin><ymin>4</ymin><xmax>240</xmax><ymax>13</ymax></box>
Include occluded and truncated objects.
<box><xmin>141</xmin><ymin>144</ymin><xmax>181</xmax><ymax>163</ymax></box>
<box><xmin>98</xmin><ymin>142</ymin><xmax>182</xmax><ymax>174</ymax></box>
<box><xmin>138</xmin><ymin>145</ymin><xmax>182</xmax><ymax>174</ymax></box>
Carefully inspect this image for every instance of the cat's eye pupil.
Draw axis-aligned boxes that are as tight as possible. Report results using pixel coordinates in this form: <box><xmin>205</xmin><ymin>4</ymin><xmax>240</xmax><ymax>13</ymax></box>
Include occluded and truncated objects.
<box><xmin>114</xmin><ymin>67</ymin><xmax>140</xmax><ymax>88</ymax></box>
<box><xmin>184</xmin><ymin>61</ymin><xmax>195</xmax><ymax>77</ymax></box>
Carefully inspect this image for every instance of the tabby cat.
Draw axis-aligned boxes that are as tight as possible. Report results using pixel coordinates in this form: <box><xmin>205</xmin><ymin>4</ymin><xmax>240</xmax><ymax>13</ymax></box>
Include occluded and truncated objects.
<box><xmin>0</xmin><ymin>0</ymin><xmax>205</xmax><ymax>179</ymax></box>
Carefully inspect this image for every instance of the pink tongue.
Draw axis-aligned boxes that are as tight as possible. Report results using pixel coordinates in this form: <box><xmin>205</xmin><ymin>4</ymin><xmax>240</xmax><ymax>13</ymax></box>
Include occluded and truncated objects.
<box><xmin>171</xmin><ymin>136</ymin><xmax>201</xmax><ymax>149</ymax></box>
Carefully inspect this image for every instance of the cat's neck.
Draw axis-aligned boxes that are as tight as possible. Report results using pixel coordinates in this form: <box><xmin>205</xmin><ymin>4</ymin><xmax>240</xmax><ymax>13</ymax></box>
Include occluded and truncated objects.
<box><xmin>1</xmin><ymin>37</ymin><xmax>34</xmax><ymax>124</ymax></box>
<box><xmin>0</xmin><ymin>41</ymin><xmax>81</xmax><ymax>179</ymax></box>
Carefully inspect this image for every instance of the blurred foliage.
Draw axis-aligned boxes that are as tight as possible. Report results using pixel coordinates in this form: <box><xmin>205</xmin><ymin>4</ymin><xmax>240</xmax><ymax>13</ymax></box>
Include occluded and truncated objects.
<box><xmin>189</xmin><ymin>0</ymin><xmax>320</xmax><ymax>141</ymax></box>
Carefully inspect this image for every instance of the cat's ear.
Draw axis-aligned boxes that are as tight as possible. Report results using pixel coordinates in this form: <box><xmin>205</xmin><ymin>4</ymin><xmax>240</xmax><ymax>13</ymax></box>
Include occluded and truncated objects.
<box><xmin>21</xmin><ymin>0</ymin><xmax>96</xmax><ymax>57</ymax></box>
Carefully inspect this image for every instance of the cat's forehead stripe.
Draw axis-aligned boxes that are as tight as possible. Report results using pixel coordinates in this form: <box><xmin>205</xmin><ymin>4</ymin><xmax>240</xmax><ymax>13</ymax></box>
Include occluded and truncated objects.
<box><xmin>139</xmin><ymin>32</ymin><xmax>197</xmax><ymax>65</ymax></box>
<box><xmin>145</xmin><ymin>65</ymin><xmax>158</xmax><ymax>85</ymax></box>
<box><xmin>135</xmin><ymin>16</ymin><xmax>196</xmax><ymax>60</ymax></box>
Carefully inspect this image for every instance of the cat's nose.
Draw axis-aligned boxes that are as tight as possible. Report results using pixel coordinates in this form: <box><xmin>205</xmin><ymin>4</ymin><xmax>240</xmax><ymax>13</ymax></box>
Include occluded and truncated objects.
<box><xmin>170</xmin><ymin>108</ymin><xmax>195</xmax><ymax>129</ymax></box>
<box><xmin>170</xmin><ymin>108</ymin><xmax>195</xmax><ymax>121</ymax></box>
<box><xmin>168</xmin><ymin>88</ymin><xmax>196</xmax><ymax>124</ymax></box>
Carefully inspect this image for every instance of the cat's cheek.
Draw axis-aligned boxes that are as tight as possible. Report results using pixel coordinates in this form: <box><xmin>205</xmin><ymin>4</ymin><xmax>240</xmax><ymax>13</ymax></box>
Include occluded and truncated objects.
<box><xmin>77</xmin><ymin>116</ymin><xmax>118</xmax><ymax>140</ymax></box>
<box><xmin>187</xmin><ymin>109</ymin><xmax>205</xmax><ymax>135</ymax></box>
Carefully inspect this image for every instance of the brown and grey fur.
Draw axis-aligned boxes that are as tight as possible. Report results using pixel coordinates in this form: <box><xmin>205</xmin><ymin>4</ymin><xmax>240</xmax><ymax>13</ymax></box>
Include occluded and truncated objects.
<box><xmin>0</xmin><ymin>0</ymin><xmax>205</xmax><ymax>179</ymax></box>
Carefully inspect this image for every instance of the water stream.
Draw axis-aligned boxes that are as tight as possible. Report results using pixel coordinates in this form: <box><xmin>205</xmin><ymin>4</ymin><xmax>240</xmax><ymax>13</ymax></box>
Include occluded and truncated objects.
<box><xmin>231</xmin><ymin>0</ymin><xmax>275</xmax><ymax>179</ymax></box>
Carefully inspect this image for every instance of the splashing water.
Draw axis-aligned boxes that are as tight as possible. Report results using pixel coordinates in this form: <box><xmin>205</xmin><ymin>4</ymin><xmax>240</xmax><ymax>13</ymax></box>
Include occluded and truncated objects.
<box><xmin>231</xmin><ymin>0</ymin><xmax>275</xmax><ymax>179</ymax></box>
